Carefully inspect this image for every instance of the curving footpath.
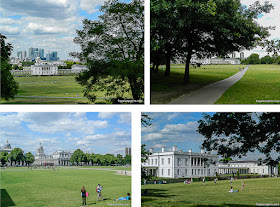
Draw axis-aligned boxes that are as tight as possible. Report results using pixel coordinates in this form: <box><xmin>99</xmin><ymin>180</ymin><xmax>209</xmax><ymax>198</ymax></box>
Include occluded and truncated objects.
<box><xmin>169</xmin><ymin>65</ymin><xmax>250</xmax><ymax>104</ymax></box>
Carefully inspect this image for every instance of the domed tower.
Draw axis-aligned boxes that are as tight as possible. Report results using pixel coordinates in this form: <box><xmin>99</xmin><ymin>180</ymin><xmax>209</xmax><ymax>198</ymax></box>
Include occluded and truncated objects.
<box><xmin>4</xmin><ymin>139</ymin><xmax>12</xmax><ymax>149</ymax></box>
<box><xmin>36</xmin><ymin>143</ymin><xmax>44</xmax><ymax>158</ymax></box>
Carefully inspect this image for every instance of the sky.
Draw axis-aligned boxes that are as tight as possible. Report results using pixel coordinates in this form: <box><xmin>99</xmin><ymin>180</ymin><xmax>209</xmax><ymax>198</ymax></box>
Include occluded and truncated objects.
<box><xmin>0</xmin><ymin>112</ymin><xmax>131</xmax><ymax>156</ymax></box>
<box><xmin>141</xmin><ymin>112</ymin><xmax>276</xmax><ymax>161</ymax></box>
<box><xmin>240</xmin><ymin>0</ymin><xmax>280</xmax><ymax>58</ymax></box>
<box><xmin>0</xmin><ymin>0</ymin><xmax>129</xmax><ymax>60</ymax></box>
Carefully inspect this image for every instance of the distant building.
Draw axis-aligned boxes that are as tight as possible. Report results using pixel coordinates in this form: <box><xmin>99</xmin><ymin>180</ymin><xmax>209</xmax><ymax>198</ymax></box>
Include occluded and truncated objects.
<box><xmin>31</xmin><ymin>64</ymin><xmax>58</xmax><ymax>75</ymax></box>
<box><xmin>0</xmin><ymin>139</ymin><xmax>13</xmax><ymax>154</ymax></box>
<box><xmin>125</xmin><ymin>147</ymin><xmax>131</xmax><ymax>156</ymax></box>
<box><xmin>34</xmin><ymin>143</ymin><xmax>73</xmax><ymax>166</ymax></box>
<box><xmin>28</xmin><ymin>47</ymin><xmax>45</xmax><ymax>60</ymax></box>
<box><xmin>17</xmin><ymin>51</ymin><xmax>27</xmax><ymax>60</ymax></box>
<box><xmin>240</xmin><ymin>52</ymin><xmax>245</xmax><ymax>60</ymax></box>
<box><xmin>46</xmin><ymin>51</ymin><xmax>59</xmax><ymax>61</ymax></box>
<box><xmin>191</xmin><ymin>53</ymin><xmax>242</xmax><ymax>65</ymax></box>
<box><xmin>218</xmin><ymin>160</ymin><xmax>278</xmax><ymax>176</ymax></box>
<box><xmin>142</xmin><ymin>146</ymin><xmax>219</xmax><ymax>178</ymax></box>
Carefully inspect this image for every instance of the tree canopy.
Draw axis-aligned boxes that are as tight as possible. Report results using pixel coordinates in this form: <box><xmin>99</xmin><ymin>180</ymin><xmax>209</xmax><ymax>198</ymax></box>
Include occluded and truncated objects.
<box><xmin>71</xmin><ymin>0</ymin><xmax>144</xmax><ymax>103</ymax></box>
<box><xmin>0</xmin><ymin>33</ymin><xmax>19</xmax><ymax>100</ymax></box>
<box><xmin>197</xmin><ymin>112</ymin><xmax>280</xmax><ymax>171</ymax></box>
<box><xmin>151</xmin><ymin>0</ymin><xmax>274</xmax><ymax>82</ymax></box>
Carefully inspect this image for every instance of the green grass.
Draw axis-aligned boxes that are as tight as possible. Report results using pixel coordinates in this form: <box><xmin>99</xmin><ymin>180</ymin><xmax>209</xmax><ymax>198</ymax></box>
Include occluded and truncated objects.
<box><xmin>151</xmin><ymin>64</ymin><xmax>243</xmax><ymax>104</ymax></box>
<box><xmin>141</xmin><ymin>177</ymin><xmax>280</xmax><ymax>207</ymax></box>
<box><xmin>1</xmin><ymin>75</ymin><xmax>132</xmax><ymax>104</ymax></box>
<box><xmin>1</xmin><ymin>166</ymin><xmax>131</xmax><ymax>207</ymax></box>
<box><xmin>216</xmin><ymin>65</ymin><xmax>280</xmax><ymax>104</ymax></box>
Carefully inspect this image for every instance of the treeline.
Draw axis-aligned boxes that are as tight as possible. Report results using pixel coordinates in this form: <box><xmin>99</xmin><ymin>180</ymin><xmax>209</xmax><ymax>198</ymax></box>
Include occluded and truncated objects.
<box><xmin>70</xmin><ymin>149</ymin><xmax>131</xmax><ymax>166</ymax></box>
<box><xmin>58</xmin><ymin>61</ymin><xmax>85</xmax><ymax>69</ymax></box>
<box><xmin>0</xmin><ymin>148</ymin><xmax>34</xmax><ymax>167</ymax></box>
<box><xmin>241</xmin><ymin>54</ymin><xmax>280</xmax><ymax>65</ymax></box>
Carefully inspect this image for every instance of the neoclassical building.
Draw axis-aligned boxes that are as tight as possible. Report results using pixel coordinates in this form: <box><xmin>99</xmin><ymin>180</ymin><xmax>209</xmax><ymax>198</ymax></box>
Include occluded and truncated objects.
<box><xmin>0</xmin><ymin>139</ymin><xmax>13</xmax><ymax>154</ymax></box>
<box><xmin>218</xmin><ymin>160</ymin><xmax>278</xmax><ymax>176</ymax></box>
<box><xmin>34</xmin><ymin>143</ymin><xmax>73</xmax><ymax>166</ymax></box>
<box><xmin>31</xmin><ymin>64</ymin><xmax>58</xmax><ymax>75</ymax></box>
<box><xmin>142</xmin><ymin>146</ymin><xmax>219</xmax><ymax>178</ymax></box>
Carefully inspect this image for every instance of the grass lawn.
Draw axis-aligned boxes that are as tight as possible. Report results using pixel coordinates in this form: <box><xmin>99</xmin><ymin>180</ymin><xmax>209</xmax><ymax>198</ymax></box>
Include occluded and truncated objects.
<box><xmin>151</xmin><ymin>64</ymin><xmax>243</xmax><ymax>104</ymax></box>
<box><xmin>141</xmin><ymin>177</ymin><xmax>280</xmax><ymax>207</ymax></box>
<box><xmin>216</xmin><ymin>65</ymin><xmax>280</xmax><ymax>104</ymax></box>
<box><xmin>1</xmin><ymin>166</ymin><xmax>131</xmax><ymax>207</ymax></box>
<box><xmin>1</xmin><ymin>75</ymin><xmax>133</xmax><ymax>104</ymax></box>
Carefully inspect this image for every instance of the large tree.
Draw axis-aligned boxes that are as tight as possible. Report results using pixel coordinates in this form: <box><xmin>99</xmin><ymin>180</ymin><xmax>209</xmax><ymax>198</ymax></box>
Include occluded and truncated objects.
<box><xmin>71</xmin><ymin>0</ymin><xmax>144</xmax><ymax>103</ymax></box>
<box><xmin>0</xmin><ymin>151</ymin><xmax>9</xmax><ymax>166</ymax></box>
<box><xmin>70</xmin><ymin>149</ymin><xmax>84</xmax><ymax>166</ymax></box>
<box><xmin>151</xmin><ymin>0</ymin><xmax>274</xmax><ymax>82</ymax></box>
<box><xmin>10</xmin><ymin>148</ymin><xmax>24</xmax><ymax>165</ymax></box>
<box><xmin>197</xmin><ymin>112</ymin><xmax>280</xmax><ymax>175</ymax></box>
<box><xmin>0</xmin><ymin>33</ymin><xmax>19</xmax><ymax>100</ymax></box>
<box><xmin>25</xmin><ymin>152</ymin><xmax>35</xmax><ymax>167</ymax></box>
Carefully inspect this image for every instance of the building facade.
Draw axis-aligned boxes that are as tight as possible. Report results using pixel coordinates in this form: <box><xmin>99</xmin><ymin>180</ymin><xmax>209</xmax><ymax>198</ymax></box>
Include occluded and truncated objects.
<box><xmin>34</xmin><ymin>143</ymin><xmax>73</xmax><ymax>166</ymax></box>
<box><xmin>125</xmin><ymin>147</ymin><xmax>131</xmax><ymax>156</ymax></box>
<box><xmin>31</xmin><ymin>64</ymin><xmax>58</xmax><ymax>75</ymax></box>
<box><xmin>142</xmin><ymin>146</ymin><xmax>219</xmax><ymax>178</ymax></box>
<box><xmin>218</xmin><ymin>160</ymin><xmax>278</xmax><ymax>176</ymax></box>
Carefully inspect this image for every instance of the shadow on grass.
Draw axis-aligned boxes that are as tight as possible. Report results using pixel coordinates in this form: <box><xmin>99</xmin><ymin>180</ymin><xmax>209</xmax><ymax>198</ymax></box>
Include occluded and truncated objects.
<box><xmin>194</xmin><ymin>205</ymin><xmax>256</xmax><ymax>207</ymax></box>
<box><xmin>141</xmin><ymin>188</ymin><xmax>176</xmax><ymax>203</ymax></box>
<box><xmin>1</xmin><ymin>189</ymin><xmax>16</xmax><ymax>207</ymax></box>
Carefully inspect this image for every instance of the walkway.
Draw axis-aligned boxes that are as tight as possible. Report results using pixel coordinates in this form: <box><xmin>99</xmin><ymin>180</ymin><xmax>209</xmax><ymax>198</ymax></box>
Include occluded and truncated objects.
<box><xmin>15</xmin><ymin>95</ymin><xmax>110</xmax><ymax>99</ymax></box>
<box><xmin>169</xmin><ymin>65</ymin><xmax>249</xmax><ymax>104</ymax></box>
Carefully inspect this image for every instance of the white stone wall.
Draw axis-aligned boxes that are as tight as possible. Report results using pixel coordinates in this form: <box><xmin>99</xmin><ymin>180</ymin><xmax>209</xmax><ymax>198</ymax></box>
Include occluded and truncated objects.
<box><xmin>31</xmin><ymin>65</ymin><xmax>58</xmax><ymax>75</ymax></box>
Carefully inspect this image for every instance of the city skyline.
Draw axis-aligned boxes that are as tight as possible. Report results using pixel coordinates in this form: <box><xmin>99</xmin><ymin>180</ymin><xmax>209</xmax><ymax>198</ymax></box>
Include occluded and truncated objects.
<box><xmin>0</xmin><ymin>112</ymin><xmax>131</xmax><ymax>156</ymax></box>
<box><xmin>0</xmin><ymin>0</ymin><xmax>131</xmax><ymax>60</ymax></box>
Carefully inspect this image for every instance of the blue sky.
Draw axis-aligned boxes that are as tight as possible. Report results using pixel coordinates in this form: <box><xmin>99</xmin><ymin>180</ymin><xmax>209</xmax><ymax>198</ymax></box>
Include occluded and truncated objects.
<box><xmin>142</xmin><ymin>112</ymin><xmax>275</xmax><ymax>161</ymax></box>
<box><xmin>0</xmin><ymin>112</ymin><xmax>131</xmax><ymax>156</ymax></box>
<box><xmin>0</xmin><ymin>0</ymin><xmax>130</xmax><ymax>60</ymax></box>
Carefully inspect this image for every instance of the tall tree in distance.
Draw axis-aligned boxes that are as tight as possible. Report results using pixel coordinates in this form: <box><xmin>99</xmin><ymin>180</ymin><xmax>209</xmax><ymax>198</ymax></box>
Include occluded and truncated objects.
<box><xmin>25</xmin><ymin>152</ymin><xmax>35</xmax><ymax>167</ymax></box>
<box><xmin>0</xmin><ymin>33</ymin><xmax>18</xmax><ymax>100</ymax></box>
<box><xmin>71</xmin><ymin>0</ymin><xmax>144</xmax><ymax>103</ymax></box>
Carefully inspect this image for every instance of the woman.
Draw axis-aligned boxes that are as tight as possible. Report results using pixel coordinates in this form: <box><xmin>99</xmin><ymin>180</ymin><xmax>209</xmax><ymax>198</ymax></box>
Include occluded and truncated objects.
<box><xmin>114</xmin><ymin>193</ymin><xmax>131</xmax><ymax>201</ymax></box>
<box><xmin>81</xmin><ymin>186</ymin><xmax>87</xmax><ymax>206</ymax></box>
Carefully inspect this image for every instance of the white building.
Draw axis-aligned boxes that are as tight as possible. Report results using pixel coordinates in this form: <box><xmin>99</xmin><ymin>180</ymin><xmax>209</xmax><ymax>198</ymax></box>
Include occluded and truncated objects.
<box><xmin>0</xmin><ymin>139</ymin><xmax>13</xmax><ymax>154</ymax></box>
<box><xmin>31</xmin><ymin>64</ymin><xmax>58</xmax><ymax>75</ymax></box>
<box><xmin>34</xmin><ymin>143</ymin><xmax>73</xmax><ymax>166</ymax></box>
<box><xmin>142</xmin><ymin>146</ymin><xmax>219</xmax><ymax>178</ymax></box>
<box><xmin>219</xmin><ymin>160</ymin><xmax>278</xmax><ymax>176</ymax></box>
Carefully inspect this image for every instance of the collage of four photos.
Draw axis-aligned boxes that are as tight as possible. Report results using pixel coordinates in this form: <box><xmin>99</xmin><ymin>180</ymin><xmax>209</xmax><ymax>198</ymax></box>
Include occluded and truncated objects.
<box><xmin>1</xmin><ymin>0</ymin><xmax>280</xmax><ymax>206</ymax></box>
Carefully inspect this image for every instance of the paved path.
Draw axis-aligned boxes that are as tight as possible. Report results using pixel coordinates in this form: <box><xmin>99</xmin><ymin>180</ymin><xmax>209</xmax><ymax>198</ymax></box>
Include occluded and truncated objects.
<box><xmin>169</xmin><ymin>65</ymin><xmax>250</xmax><ymax>104</ymax></box>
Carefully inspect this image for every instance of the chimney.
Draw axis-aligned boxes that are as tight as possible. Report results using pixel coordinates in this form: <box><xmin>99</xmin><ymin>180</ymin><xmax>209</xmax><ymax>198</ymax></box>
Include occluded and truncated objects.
<box><xmin>179</xmin><ymin>150</ymin><xmax>182</xmax><ymax>153</ymax></box>
<box><xmin>201</xmin><ymin>149</ymin><xmax>205</xmax><ymax>154</ymax></box>
<box><xmin>149</xmin><ymin>148</ymin><xmax>153</xmax><ymax>154</ymax></box>
<box><xmin>162</xmin><ymin>147</ymin><xmax>165</xmax><ymax>153</ymax></box>
<box><xmin>189</xmin><ymin>149</ymin><xmax>192</xmax><ymax>153</ymax></box>
<box><xmin>172</xmin><ymin>145</ymin><xmax>177</xmax><ymax>152</ymax></box>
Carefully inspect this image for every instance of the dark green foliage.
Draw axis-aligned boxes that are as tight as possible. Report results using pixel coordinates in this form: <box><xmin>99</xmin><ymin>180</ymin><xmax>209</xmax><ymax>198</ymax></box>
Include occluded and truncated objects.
<box><xmin>71</xmin><ymin>0</ymin><xmax>144</xmax><ymax>103</ymax></box>
<box><xmin>198</xmin><ymin>112</ymin><xmax>280</xmax><ymax>174</ymax></box>
<box><xmin>25</xmin><ymin>152</ymin><xmax>35</xmax><ymax>166</ymax></box>
<box><xmin>1</xmin><ymin>33</ymin><xmax>19</xmax><ymax>100</ymax></box>
<box><xmin>151</xmin><ymin>0</ymin><xmax>274</xmax><ymax>82</ymax></box>
<box><xmin>246</xmin><ymin>53</ymin><xmax>260</xmax><ymax>64</ymax></box>
<box><xmin>10</xmin><ymin>148</ymin><xmax>24</xmax><ymax>165</ymax></box>
<box><xmin>0</xmin><ymin>151</ymin><xmax>9</xmax><ymax>166</ymax></box>
<box><xmin>22</xmin><ymin>61</ymin><xmax>35</xmax><ymax>67</ymax></box>
<box><xmin>260</xmin><ymin>55</ymin><xmax>274</xmax><ymax>64</ymax></box>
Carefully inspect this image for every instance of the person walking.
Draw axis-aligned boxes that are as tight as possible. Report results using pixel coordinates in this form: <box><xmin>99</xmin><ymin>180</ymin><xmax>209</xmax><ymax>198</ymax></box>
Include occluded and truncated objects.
<box><xmin>81</xmin><ymin>186</ymin><xmax>87</xmax><ymax>206</ymax></box>
<box><xmin>96</xmin><ymin>184</ymin><xmax>103</xmax><ymax>201</ymax></box>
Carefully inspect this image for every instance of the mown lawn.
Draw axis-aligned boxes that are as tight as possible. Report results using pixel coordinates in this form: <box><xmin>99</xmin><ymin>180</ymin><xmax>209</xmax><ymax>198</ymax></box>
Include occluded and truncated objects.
<box><xmin>151</xmin><ymin>64</ymin><xmax>242</xmax><ymax>104</ymax></box>
<box><xmin>1</xmin><ymin>75</ymin><xmax>133</xmax><ymax>104</ymax></box>
<box><xmin>141</xmin><ymin>177</ymin><xmax>280</xmax><ymax>207</ymax></box>
<box><xmin>216</xmin><ymin>65</ymin><xmax>280</xmax><ymax>104</ymax></box>
<box><xmin>1</xmin><ymin>166</ymin><xmax>131</xmax><ymax>207</ymax></box>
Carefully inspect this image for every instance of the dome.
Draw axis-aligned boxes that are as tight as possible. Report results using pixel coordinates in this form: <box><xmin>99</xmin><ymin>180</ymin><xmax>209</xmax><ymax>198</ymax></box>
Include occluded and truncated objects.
<box><xmin>3</xmin><ymin>139</ymin><xmax>12</xmax><ymax>149</ymax></box>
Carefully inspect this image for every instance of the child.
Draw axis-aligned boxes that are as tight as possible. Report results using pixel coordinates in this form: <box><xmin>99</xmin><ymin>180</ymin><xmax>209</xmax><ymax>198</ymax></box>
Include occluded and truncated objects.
<box><xmin>81</xmin><ymin>186</ymin><xmax>87</xmax><ymax>206</ymax></box>
<box><xmin>228</xmin><ymin>186</ymin><xmax>233</xmax><ymax>193</ymax></box>
<box><xmin>96</xmin><ymin>184</ymin><xmax>103</xmax><ymax>201</ymax></box>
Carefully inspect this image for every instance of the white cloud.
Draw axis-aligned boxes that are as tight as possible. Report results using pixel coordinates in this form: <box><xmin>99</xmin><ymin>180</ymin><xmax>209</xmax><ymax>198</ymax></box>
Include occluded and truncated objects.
<box><xmin>0</xmin><ymin>26</ymin><xmax>20</xmax><ymax>35</ymax></box>
<box><xmin>161</xmin><ymin>121</ymin><xmax>198</xmax><ymax>133</ymax></box>
<box><xmin>80</xmin><ymin>0</ymin><xmax>105</xmax><ymax>14</ymax></box>
<box><xmin>142</xmin><ymin>133</ymin><xmax>163</xmax><ymax>141</ymax></box>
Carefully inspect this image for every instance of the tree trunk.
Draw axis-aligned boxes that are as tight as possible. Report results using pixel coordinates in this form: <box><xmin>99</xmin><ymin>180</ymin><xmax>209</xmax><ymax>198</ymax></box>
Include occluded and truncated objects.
<box><xmin>151</xmin><ymin>64</ymin><xmax>155</xmax><ymax>72</ymax></box>
<box><xmin>184</xmin><ymin>52</ymin><xmax>192</xmax><ymax>83</ymax></box>
<box><xmin>155</xmin><ymin>64</ymin><xmax>159</xmax><ymax>73</ymax></box>
<box><xmin>164</xmin><ymin>54</ymin><xmax>171</xmax><ymax>76</ymax></box>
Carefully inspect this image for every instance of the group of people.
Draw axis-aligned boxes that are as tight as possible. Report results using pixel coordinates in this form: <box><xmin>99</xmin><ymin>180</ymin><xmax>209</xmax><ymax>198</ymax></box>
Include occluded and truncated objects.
<box><xmin>80</xmin><ymin>184</ymin><xmax>130</xmax><ymax>206</ymax></box>
<box><xmin>228</xmin><ymin>181</ymin><xmax>247</xmax><ymax>193</ymax></box>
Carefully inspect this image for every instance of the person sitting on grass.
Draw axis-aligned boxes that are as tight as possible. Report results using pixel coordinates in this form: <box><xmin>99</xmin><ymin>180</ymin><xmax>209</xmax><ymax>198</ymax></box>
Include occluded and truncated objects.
<box><xmin>114</xmin><ymin>193</ymin><xmax>131</xmax><ymax>201</ymax></box>
<box><xmin>228</xmin><ymin>186</ymin><xmax>234</xmax><ymax>193</ymax></box>
<box><xmin>81</xmin><ymin>186</ymin><xmax>87</xmax><ymax>206</ymax></box>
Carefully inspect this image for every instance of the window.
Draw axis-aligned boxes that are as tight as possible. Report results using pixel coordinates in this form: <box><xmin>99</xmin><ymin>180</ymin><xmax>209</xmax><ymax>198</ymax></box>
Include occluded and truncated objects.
<box><xmin>168</xmin><ymin>169</ymin><xmax>170</xmax><ymax>176</ymax></box>
<box><xmin>192</xmin><ymin>169</ymin><xmax>194</xmax><ymax>175</ymax></box>
<box><xmin>162</xmin><ymin>158</ymin><xmax>164</xmax><ymax>165</ymax></box>
<box><xmin>185</xmin><ymin>158</ymin><xmax>188</xmax><ymax>166</ymax></box>
<box><xmin>155</xmin><ymin>159</ymin><xmax>157</xmax><ymax>165</ymax></box>
<box><xmin>151</xmin><ymin>159</ymin><xmax>153</xmax><ymax>165</ymax></box>
<box><xmin>198</xmin><ymin>169</ymin><xmax>200</xmax><ymax>175</ymax></box>
<box><xmin>185</xmin><ymin>169</ymin><xmax>187</xmax><ymax>175</ymax></box>
<box><xmin>148</xmin><ymin>159</ymin><xmax>150</xmax><ymax>165</ymax></box>
<box><xmin>177</xmin><ymin>158</ymin><xmax>180</xmax><ymax>166</ymax></box>
<box><xmin>162</xmin><ymin>169</ymin><xmax>164</xmax><ymax>176</ymax></box>
<box><xmin>195</xmin><ymin>169</ymin><xmax>197</xmax><ymax>175</ymax></box>
<box><xmin>168</xmin><ymin>158</ymin><xmax>170</xmax><ymax>165</ymax></box>
<box><xmin>177</xmin><ymin>169</ymin><xmax>180</xmax><ymax>175</ymax></box>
